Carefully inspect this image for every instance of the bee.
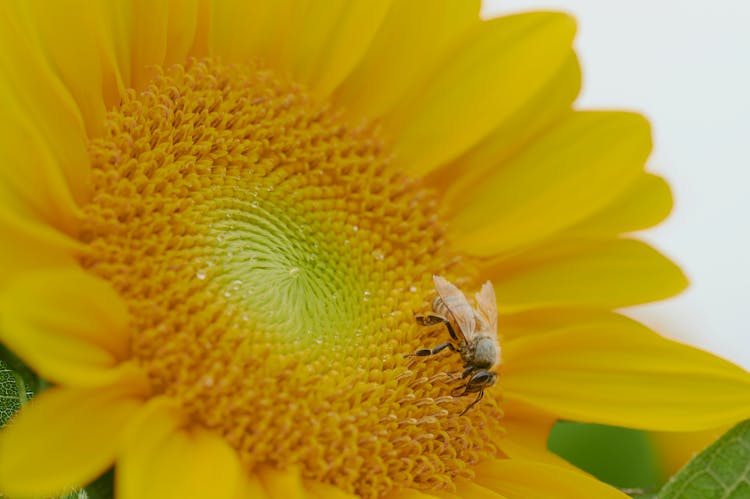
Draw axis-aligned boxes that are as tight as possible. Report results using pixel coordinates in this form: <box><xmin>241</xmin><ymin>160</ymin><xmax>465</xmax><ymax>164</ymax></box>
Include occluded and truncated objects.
<box><xmin>408</xmin><ymin>275</ymin><xmax>500</xmax><ymax>415</ymax></box>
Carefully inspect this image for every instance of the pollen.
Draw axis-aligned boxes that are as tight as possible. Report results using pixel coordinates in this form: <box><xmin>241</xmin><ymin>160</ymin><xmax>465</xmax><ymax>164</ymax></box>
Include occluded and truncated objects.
<box><xmin>79</xmin><ymin>59</ymin><xmax>504</xmax><ymax>497</ymax></box>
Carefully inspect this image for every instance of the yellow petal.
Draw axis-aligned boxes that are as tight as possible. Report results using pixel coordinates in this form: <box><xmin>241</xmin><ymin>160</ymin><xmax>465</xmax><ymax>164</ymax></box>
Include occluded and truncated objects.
<box><xmin>284</xmin><ymin>0</ymin><xmax>393</xmax><ymax>98</ymax></box>
<box><xmin>566</xmin><ymin>173</ymin><xmax>673</xmax><ymax>237</ymax></box>
<box><xmin>385</xmin><ymin>489</ymin><xmax>453</xmax><ymax>499</ymax></box>
<box><xmin>211</xmin><ymin>1</ymin><xmax>390</xmax><ymax>99</ymax></box>
<box><xmin>429</xmin><ymin>53</ymin><xmax>580</xmax><ymax>201</ymax></box>
<box><xmin>0</xmin><ymin>380</ymin><xmax>147</xmax><ymax>498</ymax></box>
<box><xmin>483</xmin><ymin>239</ymin><xmax>688</xmax><ymax>312</ymax></box>
<box><xmin>2</xmin><ymin>1</ymin><xmax>109</xmax><ymax>138</ymax></box>
<box><xmin>0</xmin><ymin>107</ymin><xmax>83</xmax><ymax>234</ymax></box>
<box><xmin>333</xmin><ymin>0</ymin><xmax>480</xmax><ymax>120</ymax></box>
<box><xmin>503</xmin><ymin>317</ymin><xmax>750</xmax><ymax>431</ymax></box>
<box><xmin>454</xmin><ymin>479</ymin><xmax>507</xmax><ymax>498</ymax></box>
<box><xmin>88</xmin><ymin>2</ymin><xmax>198</xmax><ymax>95</ymax></box>
<box><xmin>0</xmin><ymin>210</ymin><xmax>84</xmax><ymax>287</ymax></box>
<box><xmin>304</xmin><ymin>479</ymin><xmax>359</xmax><ymax>499</ymax></box>
<box><xmin>189</xmin><ymin>0</ymin><xmax>210</xmax><ymax>58</ymax></box>
<box><xmin>650</xmin><ymin>427</ymin><xmax>726</xmax><ymax>478</ymax></box>
<box><xmin>129</xmin><ymin>0</ymin><xmax>169</xmax><ymax>90</ymax></box>
<box><xmin>472</xmin><ymin>459</ymin><xmax>627</xmax><ymax>499</ymax></box>
<box><xmin>484</xmin><ymin>238</ymin><xmax>688</xmax><ymax>312</ymax></box>
<box><xmin>258</xmin><ymin>465</ymin><xmax>306</xmax><ymax>499</ymax></box>
<box><xmin>90</xmin><ymin>1</ymin><xmax>133</xmax><ymax>102</ymax></box>
<box><xmin>501</xmin><ymin>308</ymin><xmax>635</xmax><ymax>341</ymax></box>
<box><xmin>0</xmin><ymin>7</ymin><xmax>91</xmax><ymax>225</ymax></box>
<box><xmin>497</xmin><ymin>399</ymin><xmax>575</xmax><ymax>470</ymax></box>
<box><xmin>451</xmin><ymin>112</ymin><xmax>651</xmax><ymax>256</ymax></box>
<box><xmin>164</xmin><ymin>0</ymin><xmax>199</xmax><ymax>65</ymax></box>
<box><xmin>426</xmin><ymin>490</ymin><xmax>464</xmax><ymax>499</ymax></box>
<box><xmin>118</xmin><ymin>397</ymin><xmax>241</xmax><ymax>499</ymax></box>
<box><xmin>237</xmin><ymin>474</ymin><xmax>271</xmax><ymax>499</ymax></box>
<box><xmin>129</xmin><ymin>1</ymin><xmax>200</xmax><ymax>89</ymax></box>
<box><xmin>0</xmin><ymin>267</ymin><xmax>132</xmax><ymax>386</ymax></box>
<box><xmin>386</xmin><ymin>12</ymin><xmax>576</xmax><ymax>177</ymax></box>
<box><xmin>209</xmin><ymin>1</ymin><xmax>294</xmax><ymax>64</ymax></box>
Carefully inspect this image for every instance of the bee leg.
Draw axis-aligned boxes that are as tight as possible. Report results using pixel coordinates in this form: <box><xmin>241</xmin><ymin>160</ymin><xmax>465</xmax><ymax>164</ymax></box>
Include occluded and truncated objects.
<box><xmin>450</xmin><ymin>383</ymin><xmax>468</xmax><ymax>397</ymax></box>
<box><xmin>415</xmin><ymin>313</ymin><xmax>445</xmax><ymax>326</ymax></box>
<box><xmin>460</xmin><ymin>390</ymin><xmax>484</xmax><ymax>416</ymax></box>
<box><xmin>406</xmin><ymin>342</ymin><xmax>458</xmax><ymax>358</ymax></box>
<box><xmin>415</xmin><ymin>314</ymin><xmax>459</xmax><ymax>341</ymax></box>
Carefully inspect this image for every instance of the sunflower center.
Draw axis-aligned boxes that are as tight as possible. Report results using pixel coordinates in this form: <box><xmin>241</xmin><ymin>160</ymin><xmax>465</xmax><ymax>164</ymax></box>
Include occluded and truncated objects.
<box><xmin>79</xmin><ymin>59</ymin><xmax>503</xmax><ymax>497</ymax></box>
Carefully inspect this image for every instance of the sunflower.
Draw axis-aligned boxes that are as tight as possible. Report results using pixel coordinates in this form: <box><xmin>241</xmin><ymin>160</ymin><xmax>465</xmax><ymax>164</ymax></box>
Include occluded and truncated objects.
<box><xmin>1</xmin><ymin>1</ymin><xmax>749</xmax><ymax>498</ymax></box>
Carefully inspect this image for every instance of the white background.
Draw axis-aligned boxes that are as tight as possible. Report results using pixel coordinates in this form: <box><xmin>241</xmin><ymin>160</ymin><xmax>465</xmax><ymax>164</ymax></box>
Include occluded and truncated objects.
<box><xmin>483</xmin><ymin>0</ymin><xmax>750</xmax><ymax>369</ymax></box>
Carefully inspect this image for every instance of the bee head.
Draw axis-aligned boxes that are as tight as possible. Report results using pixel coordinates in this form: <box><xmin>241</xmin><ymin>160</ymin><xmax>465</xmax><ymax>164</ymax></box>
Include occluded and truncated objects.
<box><xmin>464</xmin><ymin>370</ymin><xmax>497</xmax><ymax>393</ymax></box>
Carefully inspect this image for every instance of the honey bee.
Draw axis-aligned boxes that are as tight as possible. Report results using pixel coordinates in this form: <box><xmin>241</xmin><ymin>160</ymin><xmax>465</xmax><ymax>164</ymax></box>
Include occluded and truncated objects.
<box><xmin>408</xmin><ymin>275</ymin><xmax>500</xmax><ymax>415</ymax></box>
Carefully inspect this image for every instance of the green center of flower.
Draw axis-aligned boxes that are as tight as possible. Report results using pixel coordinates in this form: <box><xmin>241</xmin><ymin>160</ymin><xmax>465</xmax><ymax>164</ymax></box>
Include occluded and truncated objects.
<box><xmin>209</xmin><ymin>184</ymin><xmax>363</xmax><ymax>345</ymax></box>
<box><xmin>79</xmin><ymin>59</ymin><xmax>504</xmax><ymax>497</ymax></box>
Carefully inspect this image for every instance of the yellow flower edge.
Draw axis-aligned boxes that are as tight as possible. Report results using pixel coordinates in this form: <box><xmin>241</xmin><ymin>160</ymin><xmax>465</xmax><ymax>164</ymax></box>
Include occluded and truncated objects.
<box><xmin>0</xmin><ymin>1</ymin><xmax>749</xmax><ymax>498</ymax></box>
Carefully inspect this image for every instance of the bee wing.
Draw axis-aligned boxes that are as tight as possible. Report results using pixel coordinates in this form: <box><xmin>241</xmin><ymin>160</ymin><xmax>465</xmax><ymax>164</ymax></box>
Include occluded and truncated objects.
<box><xmin>474</xmin><ymin>280</ymin><xmax>498</xmax><ymax>338</ymax></box>
<box><xmin>432</xmin><ymin>275</ymin><xmax>476</xmax><ymax>340</ymax></box>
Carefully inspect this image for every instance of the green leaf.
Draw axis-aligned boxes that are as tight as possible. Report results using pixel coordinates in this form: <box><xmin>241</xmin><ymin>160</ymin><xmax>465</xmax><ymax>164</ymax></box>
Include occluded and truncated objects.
<box><xmin>548</xmin><ymin>421</ymin><xmax>661</xmax><ymax>493</ymax></box>
<box><xmin>660</xmin><ymin>419</ymin><xmax>750</xmax><ymax>498</ymax></box>
<box><xmin>0</xmin><ymin>343</ymin><xmax>40</xmax><ymax>395</ymax></box>
<box><xmin>0</xmin><ymin>358</ymin><xmax>32</xmax><ymax>427</ymax></box>
<box><xmin>0</xmin><ymin>342</ymin><xmax>42</xmax><ymax>428</ymax></box>
<box><xmin>51</xmin><ymin>467</ymin><xmax>114</xmax><ymax>499</ymax></box>
<box><xmin>59</xmin><ymin>491</ymin><xmax>88</xmax><ymax>499</ymax></box>
<box><xmin>84</xmin><ymin>468</ymin><xmax>114</xmax><ymax>499</ymax></box>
